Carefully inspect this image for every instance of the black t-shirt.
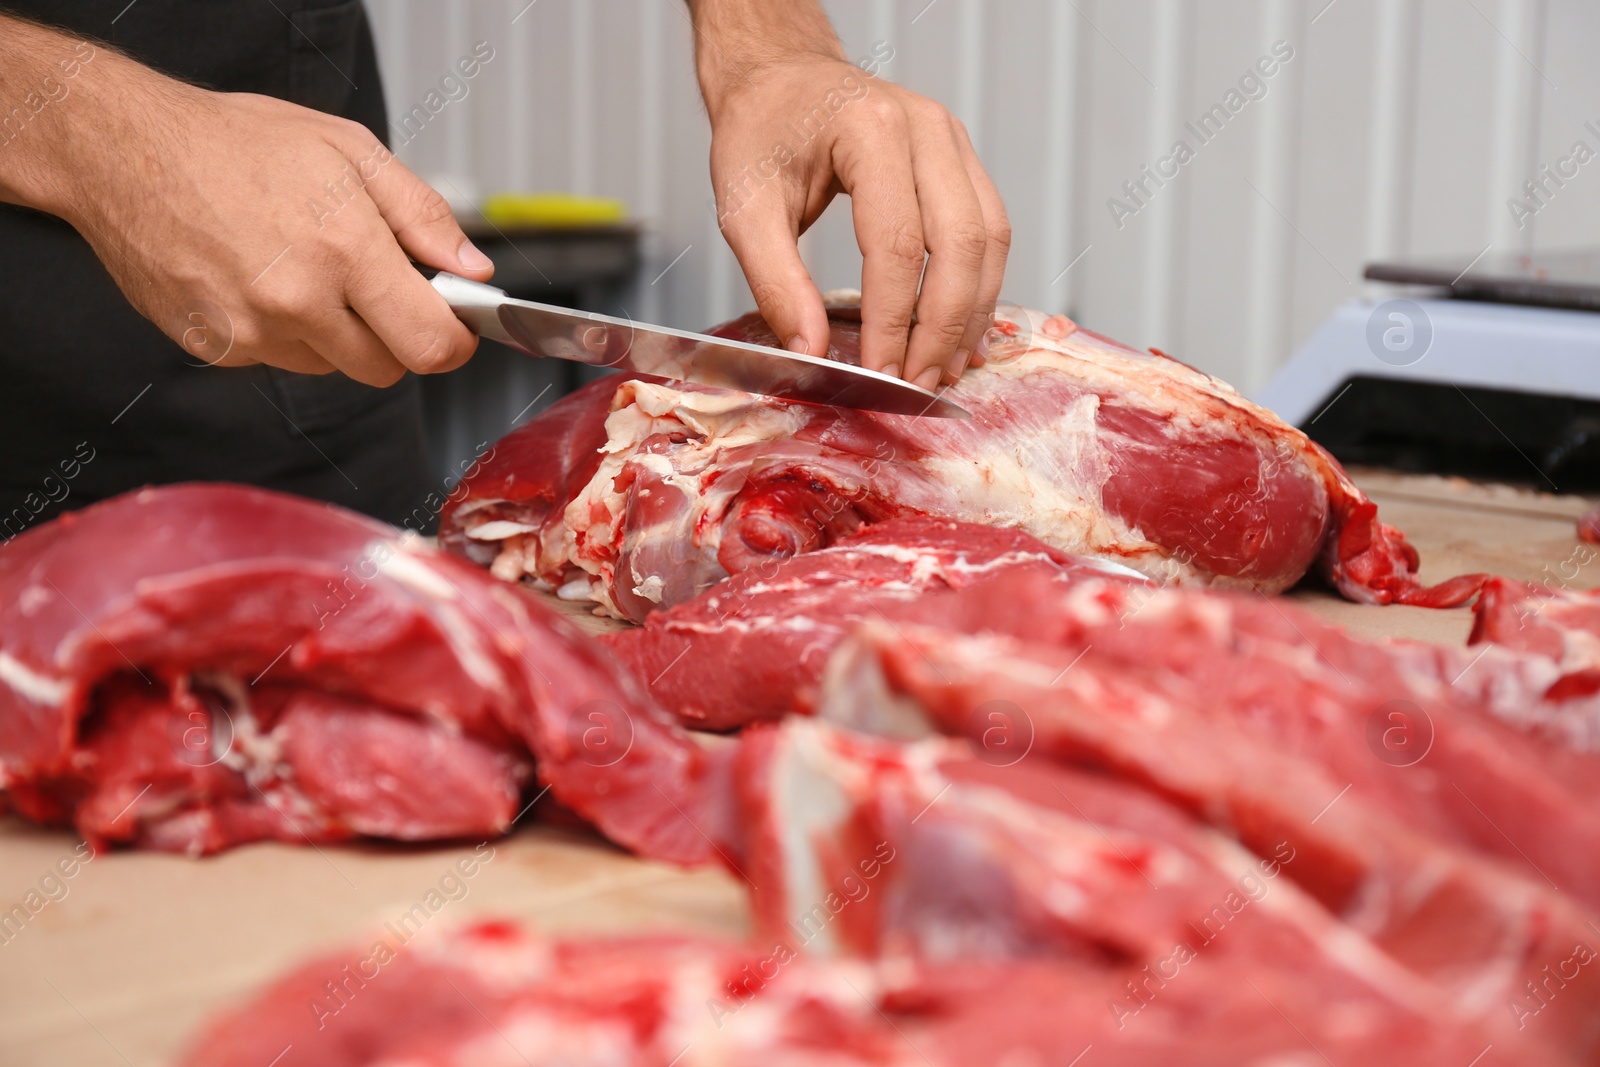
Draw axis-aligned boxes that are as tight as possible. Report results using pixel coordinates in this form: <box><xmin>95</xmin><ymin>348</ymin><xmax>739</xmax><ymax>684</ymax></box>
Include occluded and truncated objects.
<box><xmin>0</xmin><ymin>0</ymin><xmax>430</xmax><ymax>533</ymax></box>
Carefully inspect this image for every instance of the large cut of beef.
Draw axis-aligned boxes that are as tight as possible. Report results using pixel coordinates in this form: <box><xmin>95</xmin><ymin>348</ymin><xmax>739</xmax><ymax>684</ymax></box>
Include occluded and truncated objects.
<box><xmin>0</xmin><ymin>484</ymin><xmax>715</xmax><ymax>861</ymax></box>
<box><xmin>181</xmin><ymin>918</ymin><xmax>1545</xmax><ymax>1066</ymax></box>
<box><xmin>440</xmin><ymin>301</ymin><xmax>1483</xmax><ymax>622</ymax></box>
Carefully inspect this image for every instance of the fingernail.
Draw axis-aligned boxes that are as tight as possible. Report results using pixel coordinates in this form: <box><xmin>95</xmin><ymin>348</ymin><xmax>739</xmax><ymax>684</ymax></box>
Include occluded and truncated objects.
<box><xmin>785</xmin><ymin>336</ymin><xmax>810</xmax><ymax>355</ymax></box>
<box><xmin>913</xmin><ymin>368</ymin><xmax>941</xmax><ymax>391</ymax></box>
<box><xmin>948</xmin><ymin>348</ymin><xmax>971</xmax><ymax>379</ymax></box>
<box><xmin>457</xmin><ymin>239</ymin><xmax>492</xmax><ymax>272</ymax></box>
<box><xmin>881</xmin><ymin>363</ymin><xmax>902</xmax><ymax>379</ymax></box>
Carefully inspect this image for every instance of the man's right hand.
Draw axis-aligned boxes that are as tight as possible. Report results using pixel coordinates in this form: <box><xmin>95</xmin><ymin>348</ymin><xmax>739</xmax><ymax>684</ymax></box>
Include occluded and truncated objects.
<box><xmin>0</xmin><ymin>15</ymin><xmax>492</xmax><ymax>386</ymax></box>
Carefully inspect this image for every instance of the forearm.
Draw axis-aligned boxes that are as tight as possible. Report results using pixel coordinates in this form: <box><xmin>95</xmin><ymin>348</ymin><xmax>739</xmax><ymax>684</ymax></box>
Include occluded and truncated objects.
<box><xmin>684</xmin><ymin>0</ymin><xmax>845</xmax><ymax>119</ymax></box>
<box><xmin>0</xmin><ymin>15</ymin><xmax>182</xmax><ymax>224</ymax></box>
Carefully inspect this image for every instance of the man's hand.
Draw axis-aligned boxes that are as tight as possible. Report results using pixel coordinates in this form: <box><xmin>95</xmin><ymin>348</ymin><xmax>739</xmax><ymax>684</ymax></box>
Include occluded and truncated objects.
<box><xmin>0</xmin><ymin>15</ymin><xmax>491</xmax><ymax>386</ymax></box>
<box><xmin>688</xmin><ymin>1</ymin><xmax>1010</xmax><ymax>389</ymax></box>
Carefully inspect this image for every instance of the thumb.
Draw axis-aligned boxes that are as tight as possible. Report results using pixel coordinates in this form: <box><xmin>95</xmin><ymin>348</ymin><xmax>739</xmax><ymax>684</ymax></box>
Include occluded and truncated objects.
<box><xmin>718</xmin><ymin>199</ymin><xmax>830</xmax><ymax>359</ymax></box>
<box><xmin>361</xmin><ymin>151</ymin><xmax>495</xmax><ymax>281</ymax></box>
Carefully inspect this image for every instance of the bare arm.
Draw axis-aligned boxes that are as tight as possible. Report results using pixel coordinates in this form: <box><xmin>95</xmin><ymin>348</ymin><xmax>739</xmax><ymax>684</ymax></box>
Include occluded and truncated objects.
<box><xmin>0</xmin><ymin>14</ymin><xmax>492</xmax><ymax>385</ymax></box>
<box><xmin>686</xmin><ymin>0</ymin><xmax>1011</xmax><ymax>387</ymax></box>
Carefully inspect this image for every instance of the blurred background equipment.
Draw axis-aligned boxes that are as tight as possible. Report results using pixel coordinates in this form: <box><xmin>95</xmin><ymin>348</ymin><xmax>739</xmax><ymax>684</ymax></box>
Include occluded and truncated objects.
<box><xmin>1259</xmin><ymin>248</ymin><xmax>1600</xmax><ymax>492</ymax></box>
<box><xmin>370</xmin><ymin>0</ymin><xmax>1600</xmax><ymax>490</ymax></box>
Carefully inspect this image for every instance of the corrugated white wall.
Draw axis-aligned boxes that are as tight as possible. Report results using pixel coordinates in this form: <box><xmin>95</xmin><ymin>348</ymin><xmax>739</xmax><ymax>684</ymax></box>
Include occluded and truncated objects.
<box><xmin>367</xmin><ymin>0</ymin><xmax>1600</xmax><ymax>393</ymax></box>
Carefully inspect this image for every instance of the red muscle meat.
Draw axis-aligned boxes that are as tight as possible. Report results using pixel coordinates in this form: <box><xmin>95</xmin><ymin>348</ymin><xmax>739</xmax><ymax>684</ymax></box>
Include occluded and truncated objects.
<box><xmin>182</xmin><ymin>917</ymin><xmax>1546</xmax><ymax>1066</ymax></box>
<box><xmin>1580</xmin><ymin>505</ymin><xmax>1600</xmax><ymax>545</ymax></box>
<box><xmin>437</xmin><ymin>375</ymin><xmax>619</xmax><ymax>574</ymax></box>
<box><xmin>604</xmin><ymin>515</ymin><xmax>1146</xmax><ymax>729</ymax></box>
<box><xmin>0</xmin><ymin>484</ymin><xmax>716</xmax><ymax>862</ymax></box>
<box><xmin>726</xmin><ymin>718</ymin><xmax>1557</xmax><ymax>1062</ymax></box>
<box><xmin>817</xmin><ymin>602</ymin><xmax>1600</xmax><ymax>1058</ymax></box>
<box><xmin>1472</xmin><ymin>575</ymin><xmax>1600</xmax><ymax>709</ymax></box>
<box><xmin>441</xmin><ymin>302</ymin><xmax>1482</xmax><ymax>622</ymax></box>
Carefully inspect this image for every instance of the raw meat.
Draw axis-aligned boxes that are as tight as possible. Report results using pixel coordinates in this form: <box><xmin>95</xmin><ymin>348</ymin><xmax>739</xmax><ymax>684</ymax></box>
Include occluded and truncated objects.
<box><xmin>728</xmin><ymin>717</ymin><xmax>1556</xmax><ymax>1061</ymax></box>
<box><xmin>819</xmin><ymin>604</ymin><xmax>1600</xmax><ymax>1057</ymax></box>
<box><xmin>1472</xmin><ymin>575</ymin><xmax>1600</xmax><ymax>696</ymax></box>
<box><xmin>604</xmin><ymin>515</ymin><xmax>1145</xmax><ymax>729</ymax></box>
<box><xmin>441</xmin><ymin>302</ymin><xmax>1483</xmax><ymax>622</ymax></box>
<box><xmin>1463</xmin><ymin>576</ymin><xmax>1600</xmax><ymax>747</ymax></box>
<box><xmin>1580</xmin><ymin>505</ymin><xmax>1600</xmax><ymax>544</ymax></box>
<box><xmin>0</xmin><ymin>484</ymin><xmax>716</xmax><ymax>862</ymax></box>
<box><xmin>181</xmin><ymin>918</ymin><xmax>1545</xmax><ymax>1066</ymax></box>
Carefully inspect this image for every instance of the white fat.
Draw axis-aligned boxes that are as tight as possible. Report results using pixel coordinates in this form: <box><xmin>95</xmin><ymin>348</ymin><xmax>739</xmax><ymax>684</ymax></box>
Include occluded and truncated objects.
<box><xmin>1083</xmin><ymin>557</ymin><xmax>1152</xmax><ymax>581</ymax></box>
<box><xmin>447</xmin><ymin>497</ymin><xmax>502</xmax><ymax>524</ymax></box>
<box><xmin>379</xmin><ymin>542</ymin><xmax>508</xmax><ymax>696</ymax></box>
<box><xmin>631</xmin><ymin>574</ymin><xmax>665</xmax><ymax>602</ymax></box>
<box><xmin>619</xmin><ymin>381</ymin><xmax>810</xmax><ymax>450</ymax></box>
<box><xmin>212</xmin><ymin>683</ymin><xmax>290</xmax><ymax>788</ymax></box>
<box><xmin>0</xmin><ymin>651</ymin><xmax>70</xmax><ymax>707</ymax></box>
<box><xmin>629</xmin><ymin>452</ymin><xmax>676</xmax><ymax>478</ymax></box>
<box><xmin>627</xmin><ymin>450</ymin><xmax>706</xmax><ymax>498</ymax></box>
<box><xmin>774</xmin><ymin>725</ymin><xmax>866</xmax><ymax>955</ymax></box>
<box><xmin>378</xmin><ymin>540</ymin><xmax>456</xmax><ymax>600</ymax></box>
<box><xmin>466</xmin><ymin>520</ymin><xmax>541</xmax><ymax>541</ymax></box>
<box><xmin>913</xmin><ymin>393</ymin><xmax>1138</xmax><ymax>564</ymax></box>
<box><xmin>557</xmin><ymin>577</ymin><xmax>594</xmax><ymax>601</ymax></box>
<box><xmin>489</xmin><ymin>542</ymin><xmax>527</xmax><ymax>583</ymax></box>
<box><xmin>670</xmin><ymin>614</ymin><xmax>823</xmax><ymax>637</ymax></box>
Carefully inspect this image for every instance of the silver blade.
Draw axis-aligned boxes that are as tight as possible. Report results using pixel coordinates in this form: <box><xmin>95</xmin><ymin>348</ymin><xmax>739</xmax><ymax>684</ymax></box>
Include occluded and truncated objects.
<box><xmin>432</xmin><ymin>272</ymin><xmax>969</xmax><ymax>419</ymax></box>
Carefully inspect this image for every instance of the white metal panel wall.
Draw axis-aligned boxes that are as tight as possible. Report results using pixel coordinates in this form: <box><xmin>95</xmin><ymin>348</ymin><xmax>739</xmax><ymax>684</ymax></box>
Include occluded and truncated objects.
<box><xmin>366</xmin><ymin>0</ymin><xmax>1600</xmax><ymax>394</ymax></box>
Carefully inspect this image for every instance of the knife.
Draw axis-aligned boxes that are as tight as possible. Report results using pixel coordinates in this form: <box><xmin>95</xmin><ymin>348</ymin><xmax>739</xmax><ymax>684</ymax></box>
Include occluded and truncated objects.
<box><xmin>431</xmin><ymin>272</ymin><xmax>969</xmax><ymax>419</ymax></box>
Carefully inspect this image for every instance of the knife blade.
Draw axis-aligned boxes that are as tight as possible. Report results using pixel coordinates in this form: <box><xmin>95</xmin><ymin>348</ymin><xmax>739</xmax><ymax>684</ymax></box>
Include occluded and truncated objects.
<box><xmin>431</xmin><ymin>272</ymin><xmax>969</xmax><ymax>419</ymax></box>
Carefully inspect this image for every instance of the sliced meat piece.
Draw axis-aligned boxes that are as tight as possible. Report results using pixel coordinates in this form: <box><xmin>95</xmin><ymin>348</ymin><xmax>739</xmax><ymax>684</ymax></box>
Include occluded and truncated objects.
<box><xmin>1579</xmin><ymin>505</ymin><xmax>1600</xmax><ymax>544</ymax></box>
<box><xmin>604</xmin><ymin>515</ymin><xmax>1144</xmax><ymax>729</ymax></box>
<box><xmin>441</xmin><ymin>304</ymin><xmax>1483</xmax><ymax>622</ymax></box>
<box><xmin>807</xmin><ymin>569</ymin><xmax>1600</xmax><ymax>905</ymax></box>
<box><xmin>728</xmin><ymin>717</ymin><xmax>1554</xmax><ymax>1063</ymax></box>
<box><xmin>825</xmin><ymin>615</ymin><xmax>1600</xmax><ymax>1059</ymax></box>
<box><xmin>273</xmin><ymin>691</ymin><xmax>529</xmax><ymax>841</ymax></box>
<box><xmin>179</xmin><ymin>920</ymin><xmax>913</xmax><ymax>1067</ymax></box>
<box><xmin>1472</xmin><ymin>575</ymin><xmax>1600</xmax><ymax>707</ymax></box>
<box><xmin>180</xmin><ymin>918</ymin><xmax>1547</xmax><ymax>1067</ymax></box>
<box><xmin>0</xmin><ymin>484</ymin><xmax>716</xmax><ymax>863</ymax></box>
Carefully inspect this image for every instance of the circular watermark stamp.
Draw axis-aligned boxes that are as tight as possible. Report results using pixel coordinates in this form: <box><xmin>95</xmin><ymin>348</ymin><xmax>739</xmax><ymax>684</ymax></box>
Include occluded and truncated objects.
<box><xmin>180</xmin><ymin>300</ymin><xmax>236</xmax><ymax>368</ymax></box>
<box><xmin>983</xmin><ymin>302</ymin><xmax>1034</xmax><ymax>358</ymax></box>
<box><xmin>168</xmin><ymin>703</ymin><xmax>235</xmax><ymax>768</ymax></box>
<box><xmin>1365</xmin><ymin>699</ymin><xmax>1434</xmax><ymax>768</ymax></box>
<box><xmin>567</xmin><ymin>699</ymin><xmax>635</xmax><ymax>767</ymax></box>
<box><xmin>580</xmin><ymin>308</ymin><xmax>637</xmax><ymax>369</ymax></box>
<box><xmin>1364</xmin><ymin>299</ymin><xmax>1432</xmax><ymax>368</ymax></box>
<box><xmin>967</xmin><ymin>699</ymin><xmax>1034</xmax><ymax>768</ymax></box>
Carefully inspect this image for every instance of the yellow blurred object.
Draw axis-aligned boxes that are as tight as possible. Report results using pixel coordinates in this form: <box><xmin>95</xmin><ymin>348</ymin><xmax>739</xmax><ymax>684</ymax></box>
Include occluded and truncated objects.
<box><xmin>481</xmin><ymin>192</ymin><xmax>628</xmax><ymax>228</ymax></box>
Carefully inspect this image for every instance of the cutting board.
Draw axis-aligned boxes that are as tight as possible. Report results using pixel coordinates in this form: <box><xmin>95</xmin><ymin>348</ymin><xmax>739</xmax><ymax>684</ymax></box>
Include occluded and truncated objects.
<box><xmin>1</xmin><ymin>472</ymin><xmax>1593</xmax><ymax>1066</ymax></box>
